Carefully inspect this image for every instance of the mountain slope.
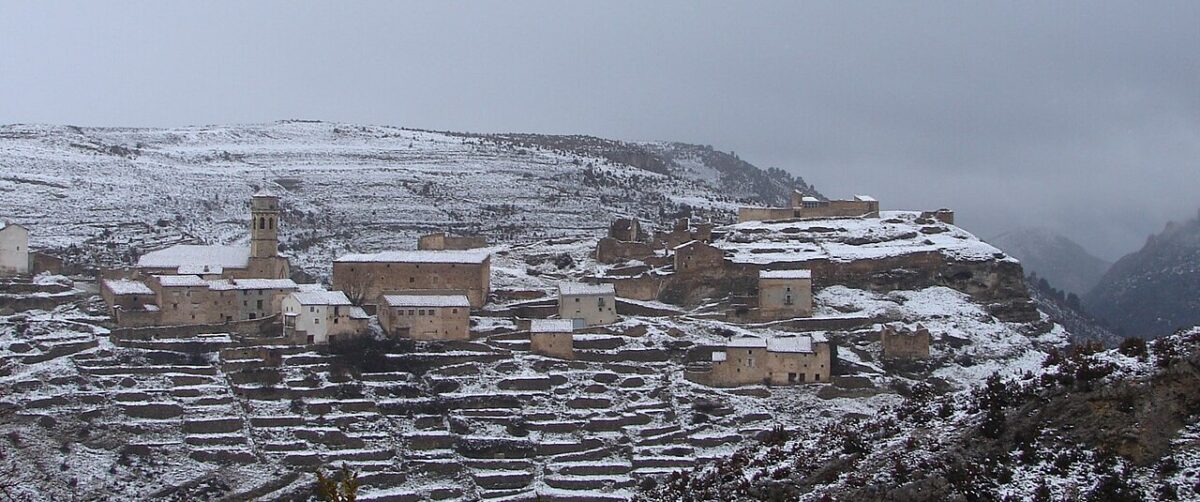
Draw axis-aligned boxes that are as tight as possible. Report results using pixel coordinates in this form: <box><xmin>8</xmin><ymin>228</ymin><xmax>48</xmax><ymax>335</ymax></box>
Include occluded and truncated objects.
<box><xmin>1085</xmin><ymin>211</ymin><xmax>1200</xmax><ymax>338</ymax></box>
<box><xmin>988</xmin><ymin>227</ymin><xmax>1111</xmax><ymax>296</ymax></box>
<box><xmin>0</xmin><ymin>121</ymin><xmax>818</xmax><ymax>274</ymax></box>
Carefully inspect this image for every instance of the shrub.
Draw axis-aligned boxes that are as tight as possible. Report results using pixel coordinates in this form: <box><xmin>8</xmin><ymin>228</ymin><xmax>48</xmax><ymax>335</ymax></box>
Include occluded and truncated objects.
<box><xmin>1117</xmin><ymin>337</ymin><xmax>1148</xmax><ymax>359</ymax></box>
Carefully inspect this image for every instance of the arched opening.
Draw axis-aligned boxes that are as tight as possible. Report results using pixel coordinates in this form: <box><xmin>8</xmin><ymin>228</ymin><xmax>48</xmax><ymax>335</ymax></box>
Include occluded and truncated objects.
<box><xmin>259</xmin><ymin>217</ymin><xmax>266</xmax><ymax>229</ymax></box>
<box><xmin>269</xmin><ymin>218</ymin><xmax>274</xmax><ymax>230</ymax></box>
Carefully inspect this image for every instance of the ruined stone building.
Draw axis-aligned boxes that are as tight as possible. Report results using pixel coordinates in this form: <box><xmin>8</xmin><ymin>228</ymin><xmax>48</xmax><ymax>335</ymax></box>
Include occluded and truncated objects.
<box><xmin>558</xmin><ymin>282</ymin><xmax>617</xmax><ymax>327</ymax></box>
<box><xmin>0</xmin><ymin>221</ymin><xmax>30</xmax><ymax>276</ymax></box>
<box><xmin>529</xmin><ymin>319</ymin><xmax>575</xmax><ymax>360</ymax></box>
<box><xmin>281</xmin><ymin>290</ymin><xmax>369</xmax><ymax>344</ymax></box>
<box><xmin>134</xmin><ymin>190</ymin><xmax>291</xmax><ymax>280</ymax></box>
<box><xmin>332</xmin><ymin>249</ymin><xmax>491</xmax><ymax>308</ymax></box>
<box><xmin>758</xmin><ymin>269</ymin><xmax>813</xmax><ymax>319</ymax></box>
<box><xmin>673</xmin><ymin>240</ymin><xmax>725</xmax><ymax>274</ymax></box>
<box><xmin>880</xmin><ymin>323</ymin><xmax>931</xmax><ymax>359</ymax></box>
<box><xmin>690</xmin><ymin>333</ymin><xmax>831</xmax><ymax>387</ymax></box>
<box><xmin>378</xmin><ymin>292</ymin><xmax>471</xmax><ymax>340</ymax></box>
<box><xmin>417</xmin><ymin>232</ymin><xmax>488</xmax><ymax>251</ymax></box>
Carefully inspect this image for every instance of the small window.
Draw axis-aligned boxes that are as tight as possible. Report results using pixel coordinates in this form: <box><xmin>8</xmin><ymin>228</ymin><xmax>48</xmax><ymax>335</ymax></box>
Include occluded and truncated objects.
<box><xmin>418</xmin><ymin>310</ymin><xmax>425</xmax><ymax>315</ymax></box>
<box><xmin>409</xmin><ymin>277</ymin><xmax>415</xmax><ymax>283</ymax></box>
<box><xmin>408</xmin><ymin>309</ymin><xmax>415</xmax><ymax>315</ymax></box>
<box><xmin>452</xmin><ymin>308</ymin><xmax>458</xmax><ymax>314</ymax></box>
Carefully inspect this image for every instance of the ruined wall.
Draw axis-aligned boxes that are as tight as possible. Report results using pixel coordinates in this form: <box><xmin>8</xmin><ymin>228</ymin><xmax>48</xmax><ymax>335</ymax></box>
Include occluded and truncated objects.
<box><xmin>111</xmin><ymin>315</ymin><xmax>277</xmax><ymax>341</ymax></box>
<box><xmin>595</xmin><ymin>237</ymin><xmax>657</xmax><ymax>264</ymax></box>
<box><xmin>530</xmin><ymin>332</ymin><xmax>573</xmax><ymax>360</ymax></box>
<box><xmin>418</xmin><ymin>233</ymin><xmax>488</xmax><ymax>251</ymax></box>
<box><xmin>795</xmin><ymin>200</ymin><xmax>879</xmax><ymax>219</ymax></box>
<box><xmin>603</xmin><ymin>275</ymin><xmax>663</xmax><ymax>302</ymax></box>
<box><xmin>881</xmin><ymin>326</ymin><xmax>931</xmax><ymax>359</ymax></box>
<box><xmin>737</xmin><ymin>207</ymin><xmax>796</xmax><ymax>223</ymax></box>
<box><xmin>332</xmin><ymin>259</ymin><xmax>490</xmax><ymax>308</ymax></box>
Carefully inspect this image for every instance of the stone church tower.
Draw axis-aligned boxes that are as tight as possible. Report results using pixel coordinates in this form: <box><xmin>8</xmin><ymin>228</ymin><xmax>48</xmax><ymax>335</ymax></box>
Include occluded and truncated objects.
<box><xmin>247</xmin><ymin>188</ymin><xmax>289</xmax><ymax>279</ymax></box>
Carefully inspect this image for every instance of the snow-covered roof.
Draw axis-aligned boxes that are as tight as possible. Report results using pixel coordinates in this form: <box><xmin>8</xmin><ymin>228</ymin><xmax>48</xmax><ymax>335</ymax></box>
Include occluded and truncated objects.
<box><xmin>290</xmin><ymin>290</ymin><xmax>352</xmax><ymax>306</ymax></box>
<box><xmin>759</xmin><ymin>269</ymin><xmax>812</xmax><ymax>280</ymax></box>
<box><xmin>711</xmin><ymin>351</ymin><xmax>728</xmax><ymax>362</ymax></box>
<box><xmin>854</xmin><ymin>194</ymin><xmax>877</xmax><ymax>202</ymax></box>
<box><xmin>349</xmin><ymin>306</ymin><xmax>369</xmax><ymax>319</ymax></box>
<box><xmin>727</xmin><ymin>335</ymin><xmax>767</xmax><ymax>348</ymax></box>
<box><xmin>154</xmin><ymin>275</ymin><xmax>209</xmax><ymax>288</ymax></box>
<box><xmin>767</xmin><ymin>335</ymin><xmax>814</xmax><ymax>353</ymax></box>
<box><xmin>558</xmin><ymin>282</ymin><xmax>615</xmax><ymax>296</ymax></box>
<box><xmin>297</xmin><ymin>283</ymin><xmax>328</xmax><ymax>292</ymax></box>
<box><xmin>208</xmin><ymin>278</ymin><xmax>298</xmax><ymax>291</ymax></box>
<box><xmin>334</xmin><ymin>249</ymin><xmax>490</xmax><ymax>264</ymax></box>
<box><xmin>672</xmin><ymin>240</ymin><xmax>701</xmax><ymax>250</ymax></box>
<box><xmin>530</xmin><ymin>319</ymin><xmax>575</xmax><ymax>333</ymax></box>
<box><xmin>381</xmin><ymin>293</ymin><xmax>471</xmax><ymax>308</ymax></box>
<box><xmin>177</xmin><ymin>264</ymin><xmax>223</xmax><ymax>275</ymax></box>
<box><xmin>801</xmin><ymin>196</ymin><xmax>820</xmax><ymax>203</ymax></box>
<box><xmin>253</xmin><ymin>186</ymin><xmax>280</xmax><ymax>198</ymax></box>
<box><xmin>103</xmin><ymin>279</ymin><xmax>154</xmax><ymax>295</ymax></box>
<box><xmin>138</xmin><ymin>245</ymin><xmax>250</xmax><ymax>269</ymax></box>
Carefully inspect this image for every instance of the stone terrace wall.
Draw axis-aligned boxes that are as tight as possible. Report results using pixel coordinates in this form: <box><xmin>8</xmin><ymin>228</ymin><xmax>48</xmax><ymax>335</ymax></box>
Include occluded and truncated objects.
<box><xmin>112</xmin><ymin>315</ymin><xmax>278</xmax><ymax>342</ymax></box>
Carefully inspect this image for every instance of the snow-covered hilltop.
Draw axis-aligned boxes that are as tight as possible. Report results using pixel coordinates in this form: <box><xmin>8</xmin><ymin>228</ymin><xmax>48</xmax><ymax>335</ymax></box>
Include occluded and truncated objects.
<box><xmin>0</xmin><ymin>121</ymin><xmax>809</xmax><ymax>274</ymax></box>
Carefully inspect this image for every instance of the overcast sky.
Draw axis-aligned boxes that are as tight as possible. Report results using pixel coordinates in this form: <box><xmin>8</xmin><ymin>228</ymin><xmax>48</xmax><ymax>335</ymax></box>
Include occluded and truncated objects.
<box><xmin>1</xmin><ymin>1</ymin><xmax>1197</xmax><ymax>260</ymax></box>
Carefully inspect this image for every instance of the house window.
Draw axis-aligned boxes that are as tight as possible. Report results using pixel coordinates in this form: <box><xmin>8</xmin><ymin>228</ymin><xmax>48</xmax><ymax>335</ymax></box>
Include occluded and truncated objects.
<box><xmin>408</xmin><ymin>310</ymin><xmax>415</xmax><ymax>315</ymax></box>
<box><xmin>314</xmin><ymin>318</ymin><xmax>319</xmax><ymax>324</ymax></box>
<box><xmin>256</xmin><ymin>299</ymin><xmax>263</xmax><ymax>309</ymax></box>
<box><xmin>452</xmin><ymin>308</ymin><xmax>458</xmax><ymax>314</ymax></box>
<box><xmin>409</xmin><ymin>277</ymin><xmax>415</xmax><ymax>283</ymax></box>
<box><xmin>598</xmin><ymin>297</ymin><xmax>606</xmax><ymax>307</ymax></box>
<box><xmin>310</xmin><ymin>306</ymin><xmax>315</xmax><ymax>313</ymax></box>
<box><xmin>785</xmin><ymin>295</ymin><xmax>793</xmax><ymax>305</ymax></box>
<box><xmin>418</xmin><ymin>310</ymin><xmax>425</xmax><ymax>315</ymax></box>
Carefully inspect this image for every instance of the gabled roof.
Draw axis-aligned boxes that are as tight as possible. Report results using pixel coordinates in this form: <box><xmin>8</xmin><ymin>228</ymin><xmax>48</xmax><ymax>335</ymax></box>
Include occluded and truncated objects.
<box><xmin>290</xmin><ymin>290</ymin><xmax>353</xmax><ymax>306</ymax></box>
<box><xmin>530</xmin><ymin>319</ymin><xmax>575</xmax><ymax>333</ymax></box>
<box><xmin>854</xmin><ymin>194</ymin><xmax>877</xmax><ymax>202</ymax></box>
<box><xmin>558</xmin><ymin>282</ymin><xmax>615</xmax><ymax>296</ymax></box>
<box><xmin>759</xmin><ymin>269</ymin><xmax>812</xmax><ymax>280</ymax></box>
<box><xmin>155</xmin><ymin>275</ymin><xmax>209</xmax><ymax>288</ymax></box>
<box><xmin>381</xmin><ymin>293</ymin><xmax>471</xmax><ymax>308</ymax></box>
<box><xmin>103</xmin><ymin>279</ymin><xmax>154</xmax><ymax>296</ymax></box>
<box><xmin>727</xmin><ymin>335</ymin><xmax>767</xmax><ymax>348</ymax></box>
<box><xmin>208</xmin><ymin>278</ymin><xmax>298</xmax><ymax>291</ymax></box>
<box><xmin>335</xmin><ymin>249</ymin><xmax>490</xmax><ymax>264</ymax></box>
<box><xmin>138</xmin><ymin>245</ymin><xmax>251</xmax><ymax>270</ymax></box>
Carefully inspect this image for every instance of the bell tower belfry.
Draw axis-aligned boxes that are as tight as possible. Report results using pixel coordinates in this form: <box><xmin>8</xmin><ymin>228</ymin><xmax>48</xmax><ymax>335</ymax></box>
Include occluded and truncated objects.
<box><xmin>250</xmin><ymin>189</ymin><xmax>280</xmax><ymax>259</ymax></box>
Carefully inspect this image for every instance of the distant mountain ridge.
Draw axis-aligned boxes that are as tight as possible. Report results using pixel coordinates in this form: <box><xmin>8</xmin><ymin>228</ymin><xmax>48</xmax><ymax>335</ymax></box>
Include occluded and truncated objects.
<box><xmin>988</xmin><ymin>227</ymin><xmax>1111</xmax><ymax>296</ymax></box>
<box><xmin>1085</xmin><ymin>210</ymin><xmax>1200</xmax><ymax>338</ymax></box>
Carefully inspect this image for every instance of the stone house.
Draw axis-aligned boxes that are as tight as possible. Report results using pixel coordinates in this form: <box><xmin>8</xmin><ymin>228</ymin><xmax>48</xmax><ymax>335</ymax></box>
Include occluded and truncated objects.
<box><xmin>0</xmin><ymin>222</ymin><xmax>30</xmax><ymax>276</ymax></box>
<box><xmin>206</xmin><ymin>278</ymin><xmax>300</xmax><ymax>322</ymax></box>
<box><xmin>881</xmin><ymin>323</ymin><xmax>931</xmax><ymax>359</ymax></box>
<box><xmin>529</xmin><ymin>319</ymin><xmax>574</xmax><ymax>360</ymax></box>
<box><xmin>281</xmin><ymin>290</ymin><xmax>369</xmax><ymax>345</ymax></box>
<box><xmin>692</xmin><ymin>333</ymin><xmax>831</xmax><ymax>387</ymax></box>
<box><xmin>100</xmin><ymin>279</ymin><xmax>158</xmax><ymax>327</ymax></box>
<box><xmin>134</xmin><ymin>190</ymin><xmax>290</xmax><ymax>280</ymax></box>
<box><xmin>332</xmin><ymin>249</ymin><xmax>491</xmax><ymax>308</ymax></box>
<box><xmin>758</xmin><ymin>269</ymin><xmax>813</xmax><ymax>319</ymax></box>
<box><xmin>153</xmin><ymin>275</ymin><xmax>216</xmax><ymax>325</ymax></box>
<box><xmin>558</xmin><ymin>283</ymin><xmax>617</xmax><ymax>327</ymax></box>
<box><xmin>673</xmin><ymin>240</ymin><xmax>724</xmax><ymax>274</ymax></box>
<box><xmin>378</xmin><ymin>292</ymin><xmax>471</xmax><ymax>340</ymax></box>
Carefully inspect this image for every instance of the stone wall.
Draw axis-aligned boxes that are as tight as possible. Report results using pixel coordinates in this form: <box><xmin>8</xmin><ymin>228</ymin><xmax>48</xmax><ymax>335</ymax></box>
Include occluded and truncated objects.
<box><xmin>418</xmin><ymin>233</ymin><xmax>488</xmax><ymax>251</ymax></box>
<box><xmin>332</xmin><ymin>258</ymin><xmax>490</xmax><ymax>308</ymax></box>
<box><xmin>530</xmin><ymin>332</ymin><xmax>573</xmax><ymax>360</ymax></box>
<box><xmin>737</xmin><ymin>207</ymin><xmax>796</xmax><ymax>223</ymax></box>
<box><xmin>595</xmin><ymin>237</ymin><xmax>657</xmax><ymax>264</ymax></box>
<box><xmin>378</xmin><ymin>302</ymin><xmax>470</xmax><ymax>341</ymax></box>
<box><xmin>674</xmin><ymin>242</ymin><xmax>724</xmax><ymax>275</ymax></box>
<box><xmin>881</xmin><ymin>325</ymin><xmax>931</xmax><ymax>359</ymax></box>
<box><xmin>111</xmin><ymin>315</ymin><xmax>277</xmax><ymax>342</ymax></box>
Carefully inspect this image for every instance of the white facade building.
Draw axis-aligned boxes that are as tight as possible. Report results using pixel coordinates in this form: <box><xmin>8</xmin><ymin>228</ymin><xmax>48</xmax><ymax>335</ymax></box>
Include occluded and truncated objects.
<box><xmin>0</xmin><ymin>222</ymin><xmax>30</xmax><ymax>276</ymax></box>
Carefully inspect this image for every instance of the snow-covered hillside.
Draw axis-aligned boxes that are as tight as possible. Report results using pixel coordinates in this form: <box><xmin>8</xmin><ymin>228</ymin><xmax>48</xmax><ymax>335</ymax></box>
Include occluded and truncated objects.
<box><xmin>0</xmin><ymin>121</ymin><xmax>808</xmax><ymax>274</ymax></box>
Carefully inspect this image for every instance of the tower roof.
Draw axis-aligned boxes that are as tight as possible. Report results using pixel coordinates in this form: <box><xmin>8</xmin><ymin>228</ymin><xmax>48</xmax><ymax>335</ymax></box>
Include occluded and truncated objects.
<box><xmin>253</xmin><ymin>185</ymin><xmax>281</xmax><ymax>198</ymax></box>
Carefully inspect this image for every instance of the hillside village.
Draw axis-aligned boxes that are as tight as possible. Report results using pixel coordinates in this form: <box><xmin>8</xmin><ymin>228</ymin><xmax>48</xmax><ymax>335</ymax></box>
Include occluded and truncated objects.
<box><xmin>0</xmin><ymin>175</ymin><xmax>1082</xmax><ymax>501</ymax></box>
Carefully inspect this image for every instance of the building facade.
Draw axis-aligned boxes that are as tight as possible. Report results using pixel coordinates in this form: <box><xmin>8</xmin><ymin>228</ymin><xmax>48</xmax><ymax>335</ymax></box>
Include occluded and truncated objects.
<box><xmin>673</xmin><ymin>240</ymin><xmax>725</xmax><ymax>274</ymax></box>
<box><xmin>281</xmin><ymin>290</ymin><xmax>369</xmax><ymax>344</ymax></box>
<box><xmin>529</xmin><ymin>319</ymin><xmax>575</xmax><ymax>360</ymax></box>
<box><xmin>558</xmin><ymin>283</ymin><xmax>617</xmax><ymax>327</ymax></box>
<box><xmin>0</xmin><ymin>222</ymin><xmax>30</xmax><ymax>276</ymax></box>
<box><xmin>693</xmin><ymin>333</ymin><xmax>831</xmax><ymax>387</ymax></box>
<box><xmin>332</xmin><ymin>250</ymin><xmax>491</xmax><ymax>308</ymax></box>
<box><xmin>378</xmin><ymin>292</ymin><xmax>471</xmax><ymax>340</ymax></box>
<box><xmin>758</xmin><ymin>269</ymin><xmax>813</xmax><ymax>319</ymax></box>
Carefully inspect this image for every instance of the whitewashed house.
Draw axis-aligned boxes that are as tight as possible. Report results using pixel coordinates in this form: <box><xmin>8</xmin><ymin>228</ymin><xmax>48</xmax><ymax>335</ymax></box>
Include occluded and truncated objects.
<box><xmin>557</xmin><ymin>282</ymin><xmax>618</xmax><ymax>328</ymax></box>
<box><xmin>0</xmin><ymin>222</ymin><xmax>30</xmax><ymax>276</ymax></box>
<box><xmin>281</xmin><ymin>290</ymin><xmax>369</xmax><ymax>344</ymax></box>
